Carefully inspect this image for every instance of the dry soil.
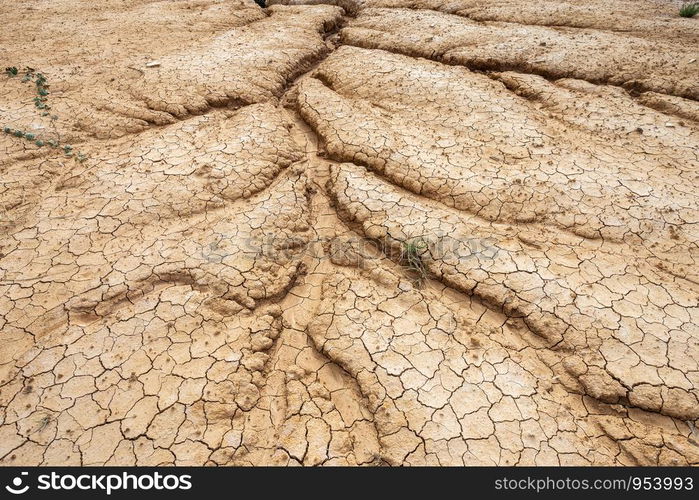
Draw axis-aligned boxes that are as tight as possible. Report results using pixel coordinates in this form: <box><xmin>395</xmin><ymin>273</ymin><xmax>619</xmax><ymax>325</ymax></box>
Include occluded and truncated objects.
<box><xmin>0</xmin><ymin>0</ymin><xmax>698</xmax><ymax>465</ymax></box>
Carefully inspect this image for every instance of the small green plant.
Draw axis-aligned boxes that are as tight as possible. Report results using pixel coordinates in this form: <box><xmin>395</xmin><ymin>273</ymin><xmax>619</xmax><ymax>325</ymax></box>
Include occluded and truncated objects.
<box><xmin>4</xmin><ymin>65</ymin><xmax>87</xmax><ymax>162</ymax></box>
<box><xmin>36</xmin><ymin>414</ymin><xmax>52</xmax><ymax>432</ymax></box>
<box><xmin>680</xmin><ymin>2</ymin><xmax>699</xmax><ymax>17</ymax></box>
<box><xmin>400</xmin><ymin>237</ymin><xmax>429</xmax><ymax>285</ymax></box>
<box><xmin>2</xmin><ymin>127</ymin><xmax>87</xmax><ymax>162</ymax></box>
<box><xmin>24</xmin><ymin>68</ymin><xmax>50</xmax><ymax>110</ymax></box>
<box><xmin>4</xmin><ymin>66</ymin><xmax>51</xmax><ymax>109</ymax></box>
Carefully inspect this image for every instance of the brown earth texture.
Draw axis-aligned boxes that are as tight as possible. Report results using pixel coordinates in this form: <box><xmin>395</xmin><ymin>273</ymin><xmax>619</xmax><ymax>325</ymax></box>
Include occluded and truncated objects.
<box><xmin>1</xmin><ymin>0</ymin><xmax>698</xmax><ymax>466</ymax></box>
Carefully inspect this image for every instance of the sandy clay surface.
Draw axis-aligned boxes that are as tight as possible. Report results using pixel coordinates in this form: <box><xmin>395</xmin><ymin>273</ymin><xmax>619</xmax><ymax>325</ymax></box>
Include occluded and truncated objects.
<box><xmin>0</xmin><ymin>0</ymin><xmax>698</xmax><ymax>465</ymax></box>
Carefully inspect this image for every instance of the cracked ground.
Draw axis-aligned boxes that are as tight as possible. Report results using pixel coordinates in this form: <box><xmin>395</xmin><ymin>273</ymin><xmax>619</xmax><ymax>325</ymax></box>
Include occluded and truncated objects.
<box><xmin>0</xmin><ymin>0</ymin><xmax>698</xmax><ymax>466</ymax></box>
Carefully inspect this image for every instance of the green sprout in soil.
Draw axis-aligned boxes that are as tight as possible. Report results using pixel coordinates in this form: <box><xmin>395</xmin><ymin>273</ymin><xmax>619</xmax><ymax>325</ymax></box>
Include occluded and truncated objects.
<box><xmin>3</xmin><ymin>127</ymin><xmax>87</xmax><ymax>162</ymax></box>
<box><xmin>400</xmin><ymin>237</ymin><xmax>429</xmax><ymax>286</ymax></box>
<box><xmin>37</xmin><ymin>415</ymin><xmax>52</xmax><ymax>432</ymax></box>
<box><xmin>4</xmin><ymin>66</ymin><xmax>87</xmax><ymax>162</ymax></box>
<box><xmin>21</xmin><ymin>67</ymin><xmax>51</xmax><ymax>110</ymax></box>
<box><xmin>680</xmin><ymin>2</ymin><xmax>699</xmax><ymax>17</ymax></box>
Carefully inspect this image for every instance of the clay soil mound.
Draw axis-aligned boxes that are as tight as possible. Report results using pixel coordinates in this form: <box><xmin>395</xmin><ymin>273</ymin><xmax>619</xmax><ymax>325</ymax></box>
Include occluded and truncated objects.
<box><xmin>0</xmin><ymin>0</ymin><xmax>698</xmax><ymax>465</ymax></box>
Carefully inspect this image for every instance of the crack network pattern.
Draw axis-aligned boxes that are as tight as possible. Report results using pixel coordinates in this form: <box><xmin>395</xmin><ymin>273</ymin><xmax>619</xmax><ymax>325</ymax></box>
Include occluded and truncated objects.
<box><xmin>1</xmin><ymin>0</ymin><xmax>698</xmax><ymax>465</ymax></box>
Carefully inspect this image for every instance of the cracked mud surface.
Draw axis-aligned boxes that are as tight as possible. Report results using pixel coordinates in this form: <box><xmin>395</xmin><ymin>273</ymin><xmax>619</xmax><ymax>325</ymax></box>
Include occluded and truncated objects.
<box><xmin>1</xmin><ymin>0</ymin><xmax>698</xmax><ymax>465</ymax></box>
